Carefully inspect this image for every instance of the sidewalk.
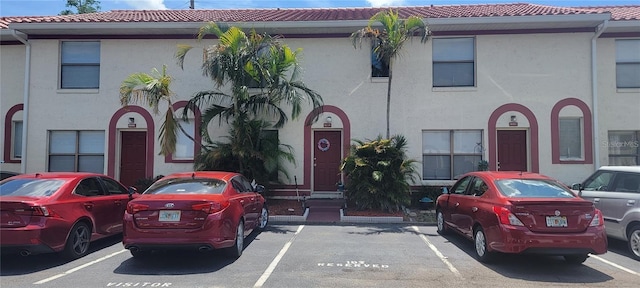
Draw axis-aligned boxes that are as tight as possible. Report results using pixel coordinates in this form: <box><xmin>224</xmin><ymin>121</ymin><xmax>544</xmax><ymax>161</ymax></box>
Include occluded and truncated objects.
<box><xmin>268</xmin><ymin>198</ymin><xmax>436</xmax><ymax>224</ymax></box>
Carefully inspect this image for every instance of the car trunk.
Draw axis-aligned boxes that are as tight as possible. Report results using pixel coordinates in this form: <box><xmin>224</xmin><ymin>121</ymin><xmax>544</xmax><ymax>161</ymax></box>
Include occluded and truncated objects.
<box><xmin>131</xmin><ymin>196</ymin><xmax>225</xmax><ymax>229</ymax></box>
<box><xmin>0</xmin><ymin>200</ymin><xmax>40</xmax><ymax>228</ymax></box>
<box><xmin>508</xmin><ymin>199</ymin><xmax>595</xmax><ymax>233</ymax></box>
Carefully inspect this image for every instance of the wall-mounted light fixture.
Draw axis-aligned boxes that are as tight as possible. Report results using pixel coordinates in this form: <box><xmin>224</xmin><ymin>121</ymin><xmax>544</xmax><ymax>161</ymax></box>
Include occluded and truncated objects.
<box><xmin>509</xmin><ymin>115</ymin><xmax>518</xmax><ymax>126</ymax></box>
<box><xmin>128</xmin><ymin>117</ymin><xmax>136</xmax><ymax>128</ymax></box>
<box><xmin>324</xmin><ymin>116</ymin><xmax>332</xmax><ymax>127</ymax></box>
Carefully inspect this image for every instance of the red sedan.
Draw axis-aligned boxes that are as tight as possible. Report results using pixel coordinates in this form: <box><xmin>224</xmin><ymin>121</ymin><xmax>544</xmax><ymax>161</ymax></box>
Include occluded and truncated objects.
<box><xmin>436</xmin><ymin>171</ymin><xmax>607</xmax><ymax>264</ymax></box>
<box><xmin>0</xmin><ymin>172</ymin><xmax>134</xmax><ymax>259</ymax></box>
<box><xmin>122</xmin><ymin>171</ymin><xmax>268</xmax><ymax>259</ymax></box>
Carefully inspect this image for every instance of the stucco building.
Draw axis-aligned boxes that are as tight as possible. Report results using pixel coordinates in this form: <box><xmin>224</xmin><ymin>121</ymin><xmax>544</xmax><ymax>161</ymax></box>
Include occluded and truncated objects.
<box><xmin>1</xmin><ymin>3</ymin><xmax>639</xmax><ymax>198</ymax></box>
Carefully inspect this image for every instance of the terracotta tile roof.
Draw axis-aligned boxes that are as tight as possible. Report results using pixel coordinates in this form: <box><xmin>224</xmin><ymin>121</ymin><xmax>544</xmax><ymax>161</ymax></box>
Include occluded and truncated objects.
<box><xmin>1</xmin><ymin>3</ymin><xmax>638</xmax><ymax>29</ymax></box>
<box><xmin>576</xmin><ymin>6</ymin><xmax>640</xmax><ymax>21</ymax></box>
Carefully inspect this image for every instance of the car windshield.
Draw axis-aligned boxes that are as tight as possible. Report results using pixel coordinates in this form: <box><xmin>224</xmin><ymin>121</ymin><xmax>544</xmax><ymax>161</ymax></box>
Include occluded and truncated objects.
<box><xmin>495</xmin><ymin>179</ymin><xmax>575</xmax><ymax>198</ymax></box>
<box><xmin>144</xmin><ymin>178</ymin><xmax>226</xmax><ymax>195</ymax></box>
<box><xmin>0</xmin><ymin>179</ymin><xmax>64</xmax><ymax>197</ymax></box>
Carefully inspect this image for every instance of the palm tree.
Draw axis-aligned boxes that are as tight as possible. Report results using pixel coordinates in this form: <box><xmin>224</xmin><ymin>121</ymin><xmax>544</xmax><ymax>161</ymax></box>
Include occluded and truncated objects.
<box><xmin>340</xmin><ymin>135</ymin><xmax>419</xmax><ymax>212</ymax></box>
<box><xmin>351</xmin><ymin>9</ymin><xmax>429</xmax><ymax>139</ymax></box>
<box><xmin>119</xmin><ymin>65</ymin><xmax>193</xmax><ymax>156</ymax></box>
<box><xmin>176</xmin><ymin>24</ymin><xmax>323</xmax><ymax>134</ymax></box>
<box><xmin>175</xmin><ymin>23</ymin><xmax>323</xmax><ymax>180</ymax></box>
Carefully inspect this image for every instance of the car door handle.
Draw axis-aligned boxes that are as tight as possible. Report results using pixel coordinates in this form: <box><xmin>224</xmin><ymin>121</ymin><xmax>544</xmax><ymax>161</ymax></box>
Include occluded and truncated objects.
<box><xmin>628</xmin><ymin>200</ymin><xmax>636</xmax><ymax>206</ymax></box>
<box><xmin>471</xmin><ymin>207</ymin><xmax>478</xmax><ymax>212</ymax></box>
<box><xmin>593</xmin><ymin>198</ymin><xmax>600</xmax><ymax>203</ymax></box>
<box><xmin>83</xmin><ymin>203</ymin><xmax>94</xmax><ymax>210</ymax></box>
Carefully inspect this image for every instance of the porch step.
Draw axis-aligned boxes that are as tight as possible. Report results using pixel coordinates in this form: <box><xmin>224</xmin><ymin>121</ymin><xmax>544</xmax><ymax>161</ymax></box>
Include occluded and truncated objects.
<box><xmin>305</xmin><ymin>198</ymin><xmax>346</xmax><ymax>209</ymax></box>
<box><xmin>307</xmin><ymin>191</ymin><xmax>344</xmax><ymax>199</ymax></box>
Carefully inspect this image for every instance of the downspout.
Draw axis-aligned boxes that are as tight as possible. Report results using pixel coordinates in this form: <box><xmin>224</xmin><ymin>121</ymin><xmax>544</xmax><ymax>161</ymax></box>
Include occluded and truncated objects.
<box><xmin>11</xmin><ymin>29</ymin><xmax>30</xmax><ymax>174</ymax></box>
<box><xmin>591</xmin><ymin>19</ymin><xmax>608</xmax><ymax>169</ymax></box>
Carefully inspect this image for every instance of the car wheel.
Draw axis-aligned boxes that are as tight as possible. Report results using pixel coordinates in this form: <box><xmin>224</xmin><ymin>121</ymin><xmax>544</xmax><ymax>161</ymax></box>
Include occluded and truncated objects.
<box><xmin>130</xmin><ymin>249</ymin><xmax>150</xmax><ymax>258</ymax></box>
<box><xmin>226</xmin><ymin>220</ymin><xmax>244</xmax><ymax>258</ymax></box>
<box><xmin>564</xmin><ymin>254</ymin><xmax>589</xmax><ymax>264</ymax></box>
<box><xmin>436</xmin><ymin>210</ymin><xmax>448</xmax><ymax>235</ymax></box>
<box><xmin>258</xmin><ymin>205</ymin><xmax>269</xmax><ymax>230</ymax></box>
<box><xmin>61</xmin><ymin>222</ymin><xmax>91</xmax><ymax>260</ymax></box>
<box><xmin>474</xmin><ymin>226</ymin><xmax>493</xmax><ymax>263</ymax></box>
<box><xmin>628</xmin><ymin>224</ymin><xmax>640</xmax><ymax>261</ymax></box>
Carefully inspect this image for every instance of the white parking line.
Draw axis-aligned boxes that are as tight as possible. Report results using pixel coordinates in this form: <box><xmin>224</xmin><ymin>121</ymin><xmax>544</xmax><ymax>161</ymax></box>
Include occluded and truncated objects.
<box><xmin>590</xmin><ymin>254</ymin><xmax>640</xmax><ymax>277</ymax></box>
<box><xmin>34</xmin><ymin>249</ymin><xmax>128</xmax><ymax>284</ymax></box>
<box><xmin>254</xmin><ymin>225</ymin><xmax>305</xmax><ymax>288</ymax></box>
<box><xmin>411</xmin><ymin>226</ymin><xmax>462</xmax><ymax>278</ymax></box>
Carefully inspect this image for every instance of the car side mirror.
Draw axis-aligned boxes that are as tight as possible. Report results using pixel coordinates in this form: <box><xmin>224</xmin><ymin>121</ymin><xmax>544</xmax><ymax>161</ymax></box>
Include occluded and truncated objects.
<box><xmin>128</xmin><ymin>186</ymin><xmax>138</xmax><ymax>200</ymax></box>
<box><xmin>255</xmin><ymin>184</ymin><xmax>266</xmax><ymax>194</ymax></box>
<box><xmin>570</xmin><ymin>183</ymin><xmax>583</xmax><ymax>196</ymax></box>
<box><xmin>441</xmin><ymin>186</ymin><xmax>449</xmax><ymax>194</ymax></box>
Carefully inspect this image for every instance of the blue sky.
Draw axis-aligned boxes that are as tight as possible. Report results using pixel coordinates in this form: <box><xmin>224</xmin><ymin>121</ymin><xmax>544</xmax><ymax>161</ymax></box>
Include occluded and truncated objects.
<box><xmin>0</xmin><ymin>0</ymin><xmax>637</xmax><ymax>17</ymax></box>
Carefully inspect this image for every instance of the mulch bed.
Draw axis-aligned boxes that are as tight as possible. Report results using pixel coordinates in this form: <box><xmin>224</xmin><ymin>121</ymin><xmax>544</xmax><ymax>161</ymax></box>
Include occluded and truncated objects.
<box><xmin>267</xmin><ymin>199</ymin><xmax>403</xmax><ymax>217</ymax></box>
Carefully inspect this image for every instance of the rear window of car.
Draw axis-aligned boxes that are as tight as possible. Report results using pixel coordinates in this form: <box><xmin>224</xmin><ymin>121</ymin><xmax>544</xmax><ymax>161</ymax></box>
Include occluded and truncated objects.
<box><xmin>144</xmin><ymin>178</ymin><xmax>226</xmax><ymax>195</ymax></box>
<box><xmin>495</xmin><ymin>179</ymin><xmax>576</xmax><ymax>198</ymax></box>
<box><xmin>0</xmin><ymin>179</ymin><xmax>64</xmax><ymax>197</ymax></box>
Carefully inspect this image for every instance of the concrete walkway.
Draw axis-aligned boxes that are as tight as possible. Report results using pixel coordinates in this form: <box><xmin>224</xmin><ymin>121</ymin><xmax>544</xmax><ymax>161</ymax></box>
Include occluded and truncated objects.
<box><xmin>304</xmin><ymin>199</ymin><xmax>345</xmax><ymax>223</ymax></box>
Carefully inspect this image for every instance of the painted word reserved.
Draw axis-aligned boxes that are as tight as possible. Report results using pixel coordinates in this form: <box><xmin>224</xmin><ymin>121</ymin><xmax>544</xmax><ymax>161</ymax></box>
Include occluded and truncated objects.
<box><xmin>317</xmin><ymin>260</ymin><xmax>389</xmax><ymax>268</ymax></box>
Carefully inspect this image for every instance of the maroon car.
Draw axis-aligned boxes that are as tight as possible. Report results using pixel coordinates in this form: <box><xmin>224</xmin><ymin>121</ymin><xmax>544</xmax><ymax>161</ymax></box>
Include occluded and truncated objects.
<box><xmin>122</xmin><ymin>171</ymin><xmax>268</xmax><ymax>259</ymax></box>
<box><xmin>436</xmin><ymin>171</ymin><xmax>607</xmax><ymax>264</ymax></box>
<box><xmin>0</xmin><ymin>172</ymin><xmax>134</xmax><ymax>259</ymax></box>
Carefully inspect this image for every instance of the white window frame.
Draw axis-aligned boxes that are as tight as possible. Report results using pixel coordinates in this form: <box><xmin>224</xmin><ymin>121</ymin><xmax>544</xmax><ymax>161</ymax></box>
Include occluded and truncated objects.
<box><xmin>12</xmin><ymin>121</ymin><xmax>23</xmax><ymax>159</ymax></box>
<box><xmin>432</xmin><ymin>37</ymin><xmax>476</xmax><ymax>88</ymax></box>
<box><xmin>616</xmin><ymin>39</ymin><xmax>640</xmax><ymax>89</ymax></box>
<box><xmin>174</xmin><ymin>119</ymin><xmax>195</xmax><ymax>160</ymax></box>
<box><xmin>422</xmin><ymin>130</ymin><xmax>483</xmax><ymax>180</ymax></box>
<box><xmin>371</xmin><ymin>42</ymin><xmax>389</xmax><ymax>78</ymax></box>
<box><xmin>559</xmin><ymin>117</ymin><xmax>584</xmax><ymax>160</ymax></box>
<box><xmin>607</xmin><ymin>130</ymin><xmax>640</xmax><ymax>165</ymax></box>
<box><xmin>60</xmin><ymin>41</ymin><xmax>100</xmax><ymax>89</ymax></box>
<box><xmin>48</xmin><ymin>130</ymin><xmax>105</xmax><ymax>173</ymax></box>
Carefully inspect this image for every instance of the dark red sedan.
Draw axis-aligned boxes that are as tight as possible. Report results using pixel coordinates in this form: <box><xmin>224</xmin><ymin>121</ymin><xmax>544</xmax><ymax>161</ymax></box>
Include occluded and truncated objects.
<box><xmin>436</xmin><ymin>171</ymin><xmax>607</xmax><ymax>264</ymax></box>
<box><xmin>122</xmin><ymin>171</ymin><xmax>268</xmax><ymax>259</ymax></box>
<box><xmin>0</xmin><ymin>172</ymin><xmax>134</xmax><ymax>259</ymax></box>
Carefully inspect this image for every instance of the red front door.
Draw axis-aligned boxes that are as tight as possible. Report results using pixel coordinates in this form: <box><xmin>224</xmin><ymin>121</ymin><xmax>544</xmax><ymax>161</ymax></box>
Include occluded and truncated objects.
<box><xmin>120</xmin><ymin>131</ymin><xmax>147</xmax><ymax>187</ymax></box>
<box><xmin>313</xmin><ymin>131</ymin><xmax>342</xmax><ymax>191</ymax></box>
<box><xmin>497</xmin><ymin>130</ymin><xmax>527</xmax><ymax>171</ymax></box>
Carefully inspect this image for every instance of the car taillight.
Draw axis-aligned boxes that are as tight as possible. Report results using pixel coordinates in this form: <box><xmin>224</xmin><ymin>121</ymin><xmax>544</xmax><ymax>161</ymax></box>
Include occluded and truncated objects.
<box><xmin>127</xmin><ymin>203</ymin><xmax>149</xmax><ymax>214</ymax></box>
<box><xmin>493</xmin><ymin>206</ymin><xmax>524</xmax><ymax>226</ymax></box>
<box><xmin>14</xmin><ymin>206</ymin><xmax>51</xmax><ymax>217</ymax></box>
<box><xmin>192</xmin><ymin>201</ymin><xmax>229</xmax><ymax>214</ymax></box>
<box><xmin>590</xmin><ymin>209</ymin><xmax>604</xmax><ymax>227</ymax></box>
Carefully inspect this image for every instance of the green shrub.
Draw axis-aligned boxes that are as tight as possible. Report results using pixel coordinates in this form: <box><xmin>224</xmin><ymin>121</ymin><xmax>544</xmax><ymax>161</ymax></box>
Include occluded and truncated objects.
<box><xmin>340</xmin><ymin>135</ymin><xmax>418</xmax><ymax>212</ymax></box>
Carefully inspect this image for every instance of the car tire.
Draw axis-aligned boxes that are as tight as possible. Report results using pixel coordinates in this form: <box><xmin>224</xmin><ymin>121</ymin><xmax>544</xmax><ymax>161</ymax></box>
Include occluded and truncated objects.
<box><xmin>226</xmin><ymin>220</ymin><xmax>244</xmax><ymax>258</ymax></box>
<box><xmin>564</xmin><ymin>254</ymin><xmax>588</xmax><ymax>264</ymax></box>
<box><xmin>436</xmin><ymin>210</ymin><xmax>448</xmax><ymax>235</ymax></box>
<box><xmin>628</xmin><ymin>224</ymin><xmax>640</xmax><ymax>261</ymax></box>
<box><xmin>474</xmin><ymin>226</ymin><xmax>494</xmax><ymax>263</ymax></box>
<box><xmin>61</xmin><ymin>222</ymin><xmax>91</xmax><ymax>260</ymax></box>
<box><xmin>130</xmin><ymin>249</ymin><xmax>150</xmax><ymax>258</ymax></box>
<box><xmin>258</xmin><ymin>205</ymin><xmax>269</xmax><ymax>231</ymax></box>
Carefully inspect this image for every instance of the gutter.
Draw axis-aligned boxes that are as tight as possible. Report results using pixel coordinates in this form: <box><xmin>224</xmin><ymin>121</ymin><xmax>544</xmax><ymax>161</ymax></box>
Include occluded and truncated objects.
<box><xmin>591</xmin><ymin>19</ymin><xmax>609</xmax><ymax>169</ymax></box>
<box><xmin>8</xmin><ymin>13</ymin><xmax>611</xmax><ymax>31</ymax></box>
<box><xmin>11</xmin><ymin>29</ymin><xmax>30</xmax><ymax>174</ymax></box>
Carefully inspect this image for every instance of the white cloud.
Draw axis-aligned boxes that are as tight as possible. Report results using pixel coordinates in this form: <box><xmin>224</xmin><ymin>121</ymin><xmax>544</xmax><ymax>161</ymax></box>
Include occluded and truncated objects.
<box><xmin>366</xmin><ymin>0</ymin><xmax>406</xmax><ymax>7</ymax></box>
<box><xmin>121</xmin><ymin>0</ymin><xmax>168</xmax><ymax>10</ymax></box>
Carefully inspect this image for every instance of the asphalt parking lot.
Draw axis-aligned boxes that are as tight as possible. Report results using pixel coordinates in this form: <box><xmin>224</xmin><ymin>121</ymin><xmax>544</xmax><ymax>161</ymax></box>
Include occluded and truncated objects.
<box><xmin>1</xmin><ymin>224</ymin><xmax>639</xmax><ymax>288</ymax></box>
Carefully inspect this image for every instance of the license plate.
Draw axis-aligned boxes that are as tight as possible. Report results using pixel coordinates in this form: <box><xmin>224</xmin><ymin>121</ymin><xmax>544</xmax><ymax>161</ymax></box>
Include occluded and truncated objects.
<box><xmin>159</xmin><ymin>210</ymin><xmax>181</xmax><ymax>222</ymax></box>
<box><xmin>546</xmin><ymin>216</ymin><xmax>567</xmax><ymax>227</ymax></box>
